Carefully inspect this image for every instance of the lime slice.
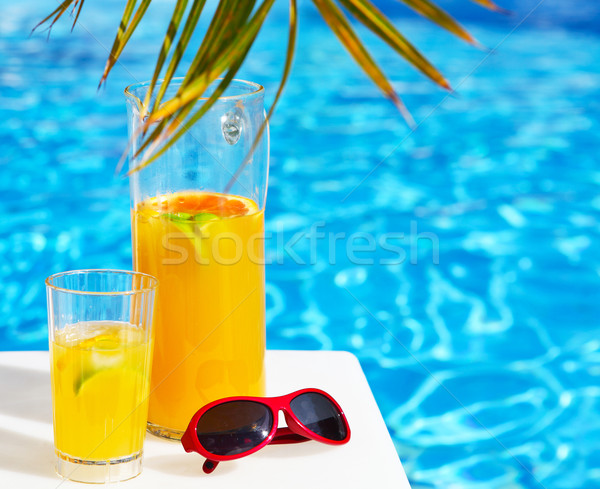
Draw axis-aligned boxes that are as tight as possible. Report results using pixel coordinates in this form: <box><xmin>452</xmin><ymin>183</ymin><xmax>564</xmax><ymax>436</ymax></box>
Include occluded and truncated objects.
<box><xmin>164</xmin><ymin>212</ymin><xmax>193</xmax><ymax>221</ymax></box>
<box><xmin>77</xmin><ymin>368</ymin><xmax>140</xmax><ymax>416</ymax></box>
<box><xmin>76</xmin><ymin>364</ymin><xmax>143</xmax><ymax>396</ymax></box>
<box><xmin>193</xmin><ymin>213</ymin><xmax>218</xmax><ymax>222</ymax></box>
<box><xmin>78</xmin><ymin>368</ymin><xmax>119</xmax><ymax>398</ymax></box>
<box><xmin>161</xmin><ymin>211</ymin><xmax>218</xmax><ymax>261</ymax></box>
<box><xmin>163</xmin><ymin>212</ymin><xmax>194</xmax><ymax>238</ymax></box>
<box><xmin>73</xmin><ymin>334</ymin><xmax>126</xmax><ymax>394</ymax></box>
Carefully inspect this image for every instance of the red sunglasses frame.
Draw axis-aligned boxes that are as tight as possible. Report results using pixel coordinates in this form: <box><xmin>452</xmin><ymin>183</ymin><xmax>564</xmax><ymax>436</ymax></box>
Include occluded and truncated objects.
<box><xmin>181</xmin><ymin>388</ymin><xmax>351</xmax><ymax>473</ymax></box>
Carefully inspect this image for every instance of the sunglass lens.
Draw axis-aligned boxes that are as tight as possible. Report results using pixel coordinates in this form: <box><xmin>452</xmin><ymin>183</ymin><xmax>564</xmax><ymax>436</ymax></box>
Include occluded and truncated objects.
<box><xmin>196</xmin><ymin>401</ymin><xmax>273</xmax><ymax>456</ymax></box>
<box><xmin>290</xmin><ymin>392</ymin><xmax>347</xmax><ymax>441</ymax></box>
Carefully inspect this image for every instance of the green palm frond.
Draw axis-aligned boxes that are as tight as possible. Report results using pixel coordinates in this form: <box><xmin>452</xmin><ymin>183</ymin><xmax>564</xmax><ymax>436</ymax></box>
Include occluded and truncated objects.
<box><xmin>141</xmin><ymin>0</ymin><xmax>197</xmax><ymax>121</ymax></box>
<box><xmin>338</xmin><ymin>0</ymin><xmax>451</xmax><ymax>89</ymax></box>
<box><xmin>100</xmin><ymin>0</ymin><xmax>151</xmax><ymax>86</ymax></box>
<box><xmin>314</xmin><ymin>0</ymin><xmax>415</xmax><ymax>127</ymax></box>
<box><xmin>398</xmin><ymin>0</ymin><xmax>478</xmax><ymax>44</ymax></box>
<box><xmin>129</xmin><ymin>0</ymin><xmax>277</xmax><ymax>173</ymax></box>
<box><xmin>32</xmin><ymin>0</ymin><xmax>78</xmax><ymax>34</ymax></box>
<box><xmin>34</xmin><ymin>0</ymin><xmax>501</xmax><ymax>168</ymax></box>
<box><xmin>470</xmin><ymin>0</ymin><xmax>510</xmax><ymax>14</ymax></box>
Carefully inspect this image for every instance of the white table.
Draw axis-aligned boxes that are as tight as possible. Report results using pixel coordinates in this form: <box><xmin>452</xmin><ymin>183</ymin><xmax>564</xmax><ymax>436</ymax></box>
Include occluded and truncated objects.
<box><xmin>0</xmin><ymin>350</ymin><xmax>410</xmax><ymax>488</ymax></box>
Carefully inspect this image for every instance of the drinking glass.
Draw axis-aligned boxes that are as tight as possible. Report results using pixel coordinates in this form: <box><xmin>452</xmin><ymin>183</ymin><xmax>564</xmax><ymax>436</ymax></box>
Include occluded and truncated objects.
<box><xmin>46</xmin><ymin>269</ymin><xmax>158</xmax><ymax>483</ymax></box>
<box><xmin>125</xmin><ymin>78</ymin><xmax>268</xmax><ymax>440</ymax></box>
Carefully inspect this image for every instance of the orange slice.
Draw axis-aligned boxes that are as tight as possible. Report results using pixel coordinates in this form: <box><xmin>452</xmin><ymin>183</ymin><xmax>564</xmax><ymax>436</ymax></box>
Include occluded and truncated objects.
<box><xmin>142</xmin><ymin>191</ymin><xmax>256</xmax><ymax>218</ymax></box>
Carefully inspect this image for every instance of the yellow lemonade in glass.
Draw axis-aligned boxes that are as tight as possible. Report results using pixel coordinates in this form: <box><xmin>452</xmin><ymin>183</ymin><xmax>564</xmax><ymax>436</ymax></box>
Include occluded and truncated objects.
<box><xmin>50</xmin><ymin>321</ymin><xmax>152</xmax><ymax>460</ymax></box>
<box><xmin>132</xmin><ymin>190</ymin><xmax>266</xmax><ymax>436</ymax></box>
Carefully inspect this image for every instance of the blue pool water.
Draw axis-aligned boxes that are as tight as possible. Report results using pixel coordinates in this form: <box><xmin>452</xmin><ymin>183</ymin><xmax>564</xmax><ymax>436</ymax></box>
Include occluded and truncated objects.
<box><xmin>1</xmin><ymin>1</ymin><xmax>599</xmax><ymax>488</ymax></box>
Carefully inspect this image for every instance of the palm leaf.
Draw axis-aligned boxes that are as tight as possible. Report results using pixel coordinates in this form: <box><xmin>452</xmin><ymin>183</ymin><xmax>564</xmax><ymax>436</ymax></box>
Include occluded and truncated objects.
<box><xmin>36</xmin><ymin>0</ymin><xmax>502</xmax><ymax>165</ymax></box>
<box><xmin>130</xmin><ymin>2</ymin><xmax>260</xmax><ymax>163</ymax></box>
<box><xmin>118</xmin><ymin>0</ymin><xmax>255</xmax><ymax>169</ymax></box>
<box><xmin>339</xmin><ymin>0</ymin><xmax>450</xmax><ymax>89</ymax></box>
<box><xmin>143</xmin><ymin>0</ymin><xmax>208</xmax><ymax>121</ymax></box>
<box><xmin>313</xmin><ymin>0</ymin><xmax>415</xmax><ymax>126</ymax></box>
<box><xmin>143</xmin><ymin>0</ymin><xmax>255</xmax><ymax>127</ymax></box>
<box><xmin>71</xmin><ymin>0</ymin><xmax>85</xmax><ymax>31</ymax></box>
<box><xmin>140</xmin><ymin>0</ymin><xmax>189</xmax><ymax>121</ymax></box>
<box><xmin>191</xmin><ymin>0</ymin><xmax>256</xmax><ymax>77</ymax></box>
<box><xmin>129</xmin><ymin>0</ymin><xmax>277</xmax><ymax>173</ymax></box>
<box><xmin>100</xmin><ymin>0</ymin><xmax>152</xmax><ymax>86</ymax></box>
<box><xmin>145</xmin><ymin>1</ymin><xmax>267</xmax><ymax>125</ymax></box>
<box><xmin>99</xmin><ymin>0</ymin><xmax>136</xmax><ymax>85</ymax></box>
<box><xmin>471</xmin><ymin>0</ymin><xmax>510</xmax><ymax>14</ymax></box>
<box><xmin>398</xmin><ymin>0</ymin><xmax>477</xmax><ymax>44</ymax></box>
<box><xmin>32</xmin><ymin>0</ymin><xmax>77</xmax><ymax>34</ymax></box>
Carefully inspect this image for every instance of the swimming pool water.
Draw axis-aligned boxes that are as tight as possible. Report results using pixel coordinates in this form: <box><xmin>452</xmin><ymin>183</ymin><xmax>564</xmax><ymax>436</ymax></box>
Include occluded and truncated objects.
<box><xmin>1</xmin><ymin>2</ymin><xmax>599</xmax><ymax>488</ymax></box>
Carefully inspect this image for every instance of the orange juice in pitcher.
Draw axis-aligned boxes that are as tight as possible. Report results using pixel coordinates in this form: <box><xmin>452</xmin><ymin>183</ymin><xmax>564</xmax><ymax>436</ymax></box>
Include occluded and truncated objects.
<box><xmin>132</xmin><ymin>191</ymin><xmax>265</xmax><ymax>435</ymax></box>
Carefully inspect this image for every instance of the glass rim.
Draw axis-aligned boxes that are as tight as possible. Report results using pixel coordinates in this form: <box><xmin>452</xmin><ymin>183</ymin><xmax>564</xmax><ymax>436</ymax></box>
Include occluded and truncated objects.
<box><xmin>124</xmin><ymin>77</ymin><xmax>264</xmax><ymax>103</ymax></box>
<box><xmin>45</xmin><ymin>269</ymin><xmax>159</xmax><ymax>296</ymax></box>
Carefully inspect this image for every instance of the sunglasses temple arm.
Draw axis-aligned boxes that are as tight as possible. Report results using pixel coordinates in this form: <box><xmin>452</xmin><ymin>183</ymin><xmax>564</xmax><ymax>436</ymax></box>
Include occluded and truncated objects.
<box><xmin>269</xmin><ymin>426</ymin><xmax>311</xmax><ymax>445</ymax></box>
<box><xmin>203</xmin><ymin>459</ymin><xmax>219</xmax><ymax>474</ymax></box>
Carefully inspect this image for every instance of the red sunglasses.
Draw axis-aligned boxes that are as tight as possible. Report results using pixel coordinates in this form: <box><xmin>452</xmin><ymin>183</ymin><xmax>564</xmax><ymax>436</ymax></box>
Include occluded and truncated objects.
<box><xmin>181</xmin><ymin>388</ymin><xmax>351</xmax><ymax>473</ymax></box>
